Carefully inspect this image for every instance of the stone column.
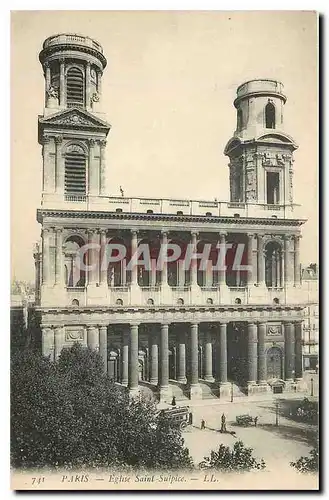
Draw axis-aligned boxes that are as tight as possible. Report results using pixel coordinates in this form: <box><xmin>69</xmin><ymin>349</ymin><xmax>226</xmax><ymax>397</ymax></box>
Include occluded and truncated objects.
<box><xmin>159</xmin><ymin>323</ymin><xmax>169</xmax><ymax>390</ymax></box>
<box><xmin>189</xmin><ymin>323</ymin><xmax>201</xmax><ymax>398</ymax></box>
<box><xmin>42</xmin><ymin>228</ymin><xmax>51</xmax><ymax>285</ymax></box>
<box><xmin>284</xmin><ymin>235</ymin><xmax>292</xmax><ymax>285</ymax></box>
<box><xmin>190</xmin><ymin>232</ymin><xmax>198</xmax><ymax>288</ymax></box>
<box><xmin>131</xmin><ymin>230</ymin><xmax>138</xmax><ymax>286</ymax></box>
<box><xmin>294</xmin><ymin>235</ymin><xmax>301</xmax><ymax>286</ymax></box>
<box><xmin>247</xmin><ymin>233</ymin><xmax>254</xmax><ymax>286</ymax></box>
<box><xmin>99</xmin><ymin>140</ymin><xmax>107</xmax><ymax>195</ymax></box>
<box><xmin>54</xmin><ymin>228</ymin><xmax>63</xmax><ymax>285</ymax></box>
<box><xmin>97</xmin><ymin>70</ymin><xmax>102</xmax><ymax>97</ymax></box>
<box><xmin>121</xmin><ymin>332</ymin><xmax>129</xmax><ymax>386</ymax></box>
<box><xmin>217</xmin><ymin>232</ymin><xmax>227</xmax><ymax>286</ymax></box>
<box><xmin>129</xmin><ymin>323</ymin><xmax>139</xmax><ymax>392</ymax></box>
<box><xmin>149</xmin><ymin>333</ymin><xmax>159</xmax><ymax>385</ymax></box>
<box><xmin>284</xmin><ymin>322</ymin><xmax>295</xmax><ymax>381</ymax></box>
<box><xmin>86</xmin><ymin>61</ymin><xmax>91</xmax><ymax>108</ymax></box>
<box><xmin>42</xmin><ymin>327</ymin><xmax>54</xmax><ymax>360</ymax></box>
<box><xmin>87</xmin><ymin>230</ymin><xmax>98</xmax><ymax>285</ymax></box>
<box><xmin>204</xmin><ymin>331</ymin><xmax>214</xmax><ymax>382</ymax></box>
<box><xmin>54</xmin><ymin>326</ymin><xmax>64</xmax><ymax>361</ymax></box>
<box><xmin>257</xmin><ymin>234</ymin><xmax>265</xmax><ymax>286</ymax></box>
<box><xmin>294</xmin><ymin>321</ymin><xmax>303</xmax><ymax>380</ymax></box>
<box><xmin>99</xmin><ymin>230</ymin><xmax>107</xmax><ymax>286</ymax></box>
<box><xmin>160</xmin><ymin>232</ymin><xmax>168</xmax><ymax>286</ymax></box>
<box><xmin>88</xmin><ymin>139</ymin><xmax>95</xmax><ymax>195</ymax></box>
<box><xmin>59</xmin><ymin>58</ymin><xmax>65</xmax><ymax>107</ymax></box>
<box><xmin>55</xmin><ymin>135</ymin><xmax>63</xmax><ymax>193</ymax></box>
<box><xmin>45</xmin><ymin>62</ymin><xmax>51</xmax><ymax>90</ymax></box>
<box><xmin>177</xmin><ymin>332</ymin><xmax>187</xmax><ymax>384</ymax></box>
<box><xmin>217</xmin><ymin>323</ymin><xmax>228</xmax><ymax>384</ymax></box>
<box><xmin>99</xmin><ymin>326</ymin><xmax>108</xmax><ymax>373</ymax></box>
<box><xmin>257</xmin><ymin>322</ymin><xmax>267</xmax><ymax>384</ymax></box>
<box><xmin>42</xmin><ymin>135</ymin><xmax>51</xmax><ymax>192</ymax></box>
<box><xmin>247</xmin><ymin>322</ymin><xmax>258</xmax><ymax>385</ymax></box>
<box><xmin>87</xmin><ymin>325</ymin><xmax>99</xmax><ymax>351</ymax></box>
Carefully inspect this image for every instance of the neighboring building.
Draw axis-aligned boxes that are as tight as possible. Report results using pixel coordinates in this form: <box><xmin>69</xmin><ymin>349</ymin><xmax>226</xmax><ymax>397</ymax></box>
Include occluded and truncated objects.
<box><xmin>301</xmin><ymin>265</ymin><xmax>319</xmax><ymax>371</ymax></box>
<box><xmin>10</xmin><ymin>290</ymin><xmax>36</xmax><ymax>350</ymax></box>
<box><xmin>35</xmin><ymin>33</ymin><xmax>307</xmax><ymax>401</ymax></box>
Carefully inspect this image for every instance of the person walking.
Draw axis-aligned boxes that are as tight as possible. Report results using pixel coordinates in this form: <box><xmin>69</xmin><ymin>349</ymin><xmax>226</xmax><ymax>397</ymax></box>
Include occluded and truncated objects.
<box><xmin>171</xmin><ymin>396</ymin><xmax>176</xmax><ymax>406</ymax></box>
<box><xmin>201</xmin><ymin>419</ymin><xmax>206</xmax><ymax>430</ymax></box>
<box><xmin>254</xmin><ymin>416</ymin><xmax>258</xmax><ymax>427</ymax></box>
<box><xmin>220</xmin><ymin>413</ymin><xmax>227</xmax><ymax>433</ymax></box>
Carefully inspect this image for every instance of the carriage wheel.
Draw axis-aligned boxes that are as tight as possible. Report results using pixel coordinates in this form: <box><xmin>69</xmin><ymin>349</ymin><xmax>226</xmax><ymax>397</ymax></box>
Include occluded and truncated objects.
<box><xmin>180</xmin><ymin>421</ymin><xmax>188</xmax><ymax>431</ymax></box>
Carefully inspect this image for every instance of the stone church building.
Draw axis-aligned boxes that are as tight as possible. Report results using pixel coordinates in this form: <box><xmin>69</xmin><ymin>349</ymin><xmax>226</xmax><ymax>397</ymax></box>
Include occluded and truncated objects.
<box><xmin>35</xmin><ymin>33</ymin><xmax>306</xmax><ymax>401</ymax></box>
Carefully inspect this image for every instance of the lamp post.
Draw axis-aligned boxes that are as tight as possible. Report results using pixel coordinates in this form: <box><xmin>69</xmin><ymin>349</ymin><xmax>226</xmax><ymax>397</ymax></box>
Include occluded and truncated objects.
<box><xmin>275</xmin><ymin>399</ymin><xmax>280</xmax><ymax>427</ymax></box>
<box><xmin>311</xmin><ymin>377</ymin><xmax>314</xmax><ymax>397</ymax></box>
<box><xmin>231</xmin><ymin>381</ymin><xmax>234</xmax><ymax>403</ymax></box>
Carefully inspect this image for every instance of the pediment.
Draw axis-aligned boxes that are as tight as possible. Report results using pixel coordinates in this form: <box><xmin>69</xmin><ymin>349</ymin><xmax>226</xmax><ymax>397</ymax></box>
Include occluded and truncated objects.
<box><xmin>38</xmin><ymin>108</ymin><xmax>111</xmax><ymax>131</ymax></box>
<box><xmin>256</xmin><ymin>132</ymin><xmax>297</xmax><ymax>148</ymax></box>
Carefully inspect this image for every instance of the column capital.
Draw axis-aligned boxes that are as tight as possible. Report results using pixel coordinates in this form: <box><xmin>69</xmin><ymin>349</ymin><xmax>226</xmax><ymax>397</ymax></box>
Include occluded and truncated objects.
<box><xmin>99</xmin><ymin>139</ymin><xmax>107</xmax><ymax>148</ymax></box>
<box><xmin>54</xmin><ymin>227</ymin><xmax>63</xmax><ymax>234</ymax></box>
<box><xmin>130</xmin><ymin>322</ymin><xmax>140</xmax><ymax>328</ymax></box>
<box><xmin>42</xmin><ymin>227</ymin><xmax>52</xmax><ymax>235</ymax></box>
<box><xmin>131</xmin><ymin>229</ymin><xmax>138</xmax><ymax>236</ymax></box>
<box><xmin>190</xmin><ymin>321</ymin><xmax>199</xmax><ymax>327</ymax></box>
<box><xmin>247</xmin><ymin>232</ymin><xmax>256</xmax><ymax>239</ymax></box>
<box><xmin>59</xmin><ymin>57</ymin><xmax>65</xmax><ymax>65</ymax></box>
<box><xmin>161</xmin><ymin>321</ymin><xmax>171</xmax><ymax>327</ymax></box>
<box><xmin>100</xmin><ymin>229</ymin><xmax>107</xmax><ymax>236</ymax></box>
<box><xmin>219</xmin><ymin>322</ymin><xmax>227</xmax><ymax>327</ymax></box>
<box><xmin>89</xmin><ymin>138</ymin><xmax>96</xmax><ymax>147</ymax></box>
<box><xmin>219</xmin><ymin>231</ymin><xmax>227</xmax><ymax>238</ymax></box>
<box><xmin>86</xmin><ymin>60</ymin><xmax>91</xmax><ymax>68</ymax></box>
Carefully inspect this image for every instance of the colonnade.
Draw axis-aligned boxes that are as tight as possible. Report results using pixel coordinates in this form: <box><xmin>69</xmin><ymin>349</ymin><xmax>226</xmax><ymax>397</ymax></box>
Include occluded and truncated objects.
<box><xmin>42</xmin><ymin>320</ymin><xmax>304</xmax><ymax>396</ymax></box>
<box><xmin>40</xmin><ymin>228</ymin><xmax>302</xmax><ymax>290</ymax></box>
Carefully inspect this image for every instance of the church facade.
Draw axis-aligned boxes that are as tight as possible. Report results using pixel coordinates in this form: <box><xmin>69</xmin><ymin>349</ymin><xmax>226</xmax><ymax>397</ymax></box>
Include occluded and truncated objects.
<box><xmin>35</xmin><ymin>33</ymin><xmax>307</xmax><ymax>401</ymax></box>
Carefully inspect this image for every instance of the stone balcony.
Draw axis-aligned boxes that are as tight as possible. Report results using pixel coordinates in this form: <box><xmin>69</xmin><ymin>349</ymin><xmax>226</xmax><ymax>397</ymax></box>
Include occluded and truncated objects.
<box><xmin>42</xmin><ymin>33</ymin><xmax>103</xmax><ymax>54</ymax></box>
<box><xmin>61</xmin><ymin>283</ymin><xmax>309</xmax><ymax>309</ymax></box>
<box><xmin>40</xmin><ymin>193</ymin><xmax>303</xmax><ymax>221</ymax></box>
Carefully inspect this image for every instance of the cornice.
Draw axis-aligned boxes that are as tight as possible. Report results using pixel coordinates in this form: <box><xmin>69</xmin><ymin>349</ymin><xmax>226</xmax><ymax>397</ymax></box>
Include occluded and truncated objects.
<box><xmin>36</xmin><ymin>208</ymin><xmax>306</xmax><ymax>227</ymax></box>
<box><xmin>36</xmin><ymin>304</ymin><xmax>305</xmax><ymax>314</ymax></box>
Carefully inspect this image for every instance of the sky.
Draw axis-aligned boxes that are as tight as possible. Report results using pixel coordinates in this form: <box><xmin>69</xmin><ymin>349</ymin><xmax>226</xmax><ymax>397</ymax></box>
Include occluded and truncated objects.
<box><xmin>11</xmin><ymin>10</ymin><xmax>318</xmax><ymax>282</ymax></box>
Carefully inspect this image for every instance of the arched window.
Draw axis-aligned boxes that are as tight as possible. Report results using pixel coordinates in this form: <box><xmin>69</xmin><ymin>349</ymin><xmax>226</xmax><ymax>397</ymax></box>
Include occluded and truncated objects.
<box><xmin>63</xmin><ymin>235</ymin><xmax>86</xmax><ymax>287</ymax></box>
<box><xmin>265</xmin><ymin>102</ymin><xmax>276</xmax><ymax>129</ymax></box>
<box><xmin>177</xmin><ymin>298</ymin><xmax>184</xmax><ymax>305</ymax></box>
<box><xmin>66</xmin><ymin>67</ymin><xmax>84</xmax><ymax>107</ymax></box>
<box><xmin>64</xmin><ymin>144</ymin><xmax>86</xmax><ymax>196</ymax></box>
<box><xmin>116</xmin><ymin>298</ymin><xmax>123</xmax><ymax>306</ymax></box>
<box><xmin>206</xmin><ymin>297</ymin><xmax>213</xmax><ymax>305</ymax></box>
<box><xmin>147</xmin><ymin>298</ymin><xmax>154</xmax><ymax>305</ymax></box>
<box><xmin>71</xmin><ymin>299</ymin><xmax>79</xmax><ymax>307</ymax></box>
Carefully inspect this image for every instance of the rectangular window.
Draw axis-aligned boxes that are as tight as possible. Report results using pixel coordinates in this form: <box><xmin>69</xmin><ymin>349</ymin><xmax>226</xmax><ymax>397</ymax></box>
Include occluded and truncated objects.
<box><xmin>266</xmin><ymin>172</ymin><xmax>280</xmax><ymax>204</ymax></box>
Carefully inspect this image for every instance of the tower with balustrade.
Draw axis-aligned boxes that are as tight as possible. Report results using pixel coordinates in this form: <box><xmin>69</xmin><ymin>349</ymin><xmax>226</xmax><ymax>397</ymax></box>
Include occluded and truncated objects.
<box><xmin>35</xmin><ymin>34</ymin><xmax>307</xmax><ymax>401</ymax></box>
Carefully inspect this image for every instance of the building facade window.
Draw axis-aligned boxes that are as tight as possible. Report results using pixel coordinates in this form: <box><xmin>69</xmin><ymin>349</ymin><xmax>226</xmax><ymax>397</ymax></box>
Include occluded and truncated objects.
<box><xmin>265</xmin><ymin>102</ymin><xmax>276</xmax><ymax>129</ymax></box>
<box><xmin>66</xmin><ymin>67</ymin><xmax>84</xmax><ymax>107</ymax></box>
<box><xmin>64</xmin><ymin>144</ymin><xmax>86</xmax><ymax>195</ymax></box>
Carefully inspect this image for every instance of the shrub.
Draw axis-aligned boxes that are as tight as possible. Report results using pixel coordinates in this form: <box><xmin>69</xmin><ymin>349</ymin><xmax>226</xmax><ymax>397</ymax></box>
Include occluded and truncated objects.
<box><xmin>11</xmin><ymin>344</ymin><xmax>193</xmax><ymax>470</ymax></box>
<box><xmin>199</xmin><ymin>440</ymin><xmax>266</xmax><ymax>472</ymax></box>
<box><xmin>290</xmin><ymin>446</ymin><xmax>319</xmax><ymax>473</ymax></box>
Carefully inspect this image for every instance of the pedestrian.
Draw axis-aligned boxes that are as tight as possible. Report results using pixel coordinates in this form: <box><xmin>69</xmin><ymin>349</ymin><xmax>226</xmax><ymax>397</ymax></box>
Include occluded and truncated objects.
<box><xmin>220</xmin><ymin>413</ymin><xmax>227</xmax><ymax>433</ymax></box>
<box><xmin>188</xmin><ymin>412</ymin><xmax>193</xmax><ymax>425</ymax></box>
<box><xmin>254</xmin><ymin>416</ymin><xmax>258</xmax><ymax>427</ymax></box>
<box><xmin>171</xmin><ymin>396</ymin><xmax>176</xmax><ymax>406</ymax></box>
<box><xmin>201</xmin><ymin>419</ymin><xmax>206</xmax><ymax>430</ymax></box>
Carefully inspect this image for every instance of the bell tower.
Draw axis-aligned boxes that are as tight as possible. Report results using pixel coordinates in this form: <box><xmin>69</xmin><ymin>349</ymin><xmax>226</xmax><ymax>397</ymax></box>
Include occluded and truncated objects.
<box><xmin>224</xmin><ymin>79</ymin><xmax>298</xmax><ymax>206</ymax></box>
<box><xmin>38</xmin><ymin>34</ymin><xmax>111</xmax><ymax>207</ymax></box>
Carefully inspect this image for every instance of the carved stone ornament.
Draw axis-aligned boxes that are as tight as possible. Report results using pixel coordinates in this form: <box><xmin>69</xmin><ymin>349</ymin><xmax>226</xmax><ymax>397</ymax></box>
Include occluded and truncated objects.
<box><xmin>91</xmin><ymin>92</ymin><xmax>100</xmax><ymax>103</ymax></box>
<box><xmin>46</xmin><ymin>86</ymin><xmax>58</xmax><ymax>99</ymax></box>
<box><xmin>246</xmin><ymin>168</ymin><xmax>257</xmax><ymax>201</ymax></box>
<box><xmin>59</xmin><ymin>113</ymin><xmax>93</xmax><ymax>126</ymax></box>
<box><xmin>66</xmin><ymin>144</ymin><xmax>85</xmax><ymax>155</ymax></box>
<box><xmin>267</xmin><ymin>324</ymin><xmax>282</xmax><ymax>336</ymax></box>
<box><xmin>65</xmin><ymin>328</ymin><xmax>85</xmax><ymax>342</ymax></box>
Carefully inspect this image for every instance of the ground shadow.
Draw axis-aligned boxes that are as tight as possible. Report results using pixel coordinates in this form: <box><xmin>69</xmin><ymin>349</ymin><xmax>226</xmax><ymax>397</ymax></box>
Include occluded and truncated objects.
<box><xmin>259</xmin><ymin>423</ymin><xmax>318</xmax><ymax>446</ymax></box>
